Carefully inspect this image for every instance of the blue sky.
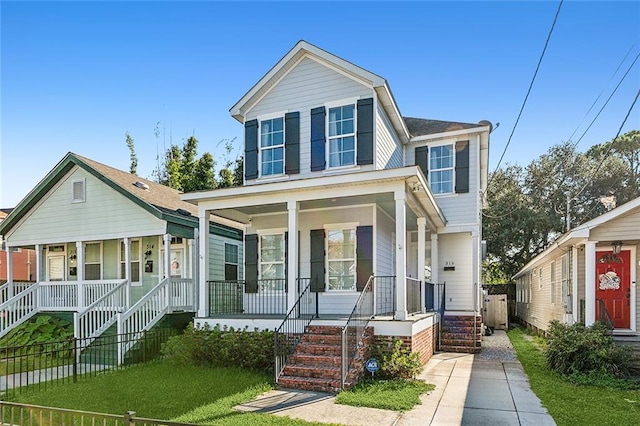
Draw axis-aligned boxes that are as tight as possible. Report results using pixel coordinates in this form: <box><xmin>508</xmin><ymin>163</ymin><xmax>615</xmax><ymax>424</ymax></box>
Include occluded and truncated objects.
<box><xmin>1</xmin><ymin>1</ymin><xmax>639</xmax><ymax>207</ymax></box>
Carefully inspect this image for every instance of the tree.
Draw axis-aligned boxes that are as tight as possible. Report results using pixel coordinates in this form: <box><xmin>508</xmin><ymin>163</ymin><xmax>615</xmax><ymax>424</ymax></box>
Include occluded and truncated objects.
<box><xmin>125</xmin><ymin>132</ymin><xmax>138</xmax><ymax>175</ymax></box>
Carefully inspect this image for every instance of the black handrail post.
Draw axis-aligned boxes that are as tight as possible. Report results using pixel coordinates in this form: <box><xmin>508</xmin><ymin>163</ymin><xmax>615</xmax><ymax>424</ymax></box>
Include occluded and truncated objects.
<box><xmin>72</xmin><ymin>337</ymin><xmax>78</xmax><ymax>383</ymax></box>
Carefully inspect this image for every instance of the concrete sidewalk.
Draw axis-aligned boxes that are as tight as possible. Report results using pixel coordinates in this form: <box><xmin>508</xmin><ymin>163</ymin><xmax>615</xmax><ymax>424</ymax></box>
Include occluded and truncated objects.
<box><xmin>235</xmin><ymin>330</ymin><xmax>556</xmax><ymax>425</ymax></box>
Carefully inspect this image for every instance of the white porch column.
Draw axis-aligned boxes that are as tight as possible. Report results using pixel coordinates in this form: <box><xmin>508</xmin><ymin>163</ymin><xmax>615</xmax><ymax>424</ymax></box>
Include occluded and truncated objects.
<box><xmin>191</xmin><ymin>228</ymin><xmax>199</xmax><ymax>312</ymax></box>
<box><xmin>417</xmin><ymin>217</ymin><xmax>426</xmax><ymax>313</ymax></box>
<box><xmin>198</xmin><ymin>212</ymin><xmax>210</xmax><ymax>318</ymax></box>
<box><xmin>572</xmin><ymin>245</ymin><xmax>579</xmax><ymax>324</ymax></box>
<box><xmin>287</xmin><ymin>201</ymin><xmax>299</xmax><ymax>312</ymax></box>
<box><xmin>395</xmin><ymin>191</ymin><xmax>407</xmax><ymax>320</ymax></box>
<box><xmin>76</xmin><ymin>241</ymin><xmax>85</xmax><ymax>308</ymax></box>
<box><xmin>472</xmin><ymin>231</ymin><xmax>480</xmax><ymax>312</ymax></box>
<box><xmin>6</xmin><ymin>244</ymin><xmax>14</xmax><ymax>297</ymax></box>
<box><xmin>585</xmin><ymin>241</ymin><xmax>597</xmax><ymax>325</ymax></box>
<box><xmin>35</xmin><ymin>244</ymin><xmax>42</xmax><ymax>283</ymax></box>
<box><xmin>431</xmin><ymin>233</ymin><xmax>439</xmax><ymax>310</ymax></box>
<box><xmin>124</xmin><ymin>237</ymin><xmax>131</xmax><ymax>307</ymax></box>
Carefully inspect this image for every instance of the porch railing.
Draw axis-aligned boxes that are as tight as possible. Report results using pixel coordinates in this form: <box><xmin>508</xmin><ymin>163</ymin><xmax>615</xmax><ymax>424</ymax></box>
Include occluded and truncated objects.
<box><xmin>207</xmin><ymin>279</ymin><xmax>287</xmax><ymax>316</ymax></box>
<box><xmin>38</xmin><ymin>280</ymin><xmax>124</xmax><ymax>311</ymax></box>
<box><xmin>596</xmin><ymin>298</ymin><xmax>615</xmax><ymax>332</ymax></box>
<box><xmin>73</xmin><ymin>279</ymin><xmax>128</xmax><ymax>350</ymax></box>
<box><xmin>0</xmin><ymin>282</ymin><xmax>33</xmax><ymax>303</ymax></box>
<box><xmin>406</xmin><ymin>277</ymin><xmax>422</xmax><ymax>315</ymax></box>
<box><xmin>117</xmin><ymin>278</ymin><xmax>196</xmax><ymax>364</ymax></box>
<box><xmin>425</xmin><ymin>281</ymin><xmax>446</xmax><ymax>313</ymax></box>
<box><xmin>341</xmin><ymin>275</ymin><xmax>375</xmax><ymax>389</ymax></box>
<box><xmin>274</xmin><ymin>278</ymin><xmax>316</xmax><ymax>383</ymax></box>
<box><xmin>374</xmin><ymin>276</ymin><xmax>396</xmax><ymax>316</ymax></box>
<box><xmin>0</xmin><ymin>284</ymin><xmax>39</xmax><ymax>339</ymax></box>
<box><xmin>0</xmin><ymin>402</ymin><xmax>199</xmax><ymax>426</ymax></box>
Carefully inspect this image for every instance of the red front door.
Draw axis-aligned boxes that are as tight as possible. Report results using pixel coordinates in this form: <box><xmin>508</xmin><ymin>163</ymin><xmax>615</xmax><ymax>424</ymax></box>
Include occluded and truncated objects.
<box><xmin>595</xmin><ymin>250</ymin><xmax>631</xmax><ymax>329</ymax></box>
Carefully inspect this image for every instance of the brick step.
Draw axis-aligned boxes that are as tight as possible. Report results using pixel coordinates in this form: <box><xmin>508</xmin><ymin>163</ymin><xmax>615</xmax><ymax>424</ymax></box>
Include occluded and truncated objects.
<box><xmin>440</xmin><ymin>338</ymin><xmax>480</xmax><ymax>348</ymax></box>
<box><xmin>294</xmin><ymin>343</ymin><xmax>341</xmax><ymax>356</ymax></box>
<box><xmin>441</xmin><ymin>332</ymin><xmax>481</xmax><ymax>340</ymax></box>
<box><xmin>305</xmin><ymin>325</ymin><xmax>344</xmax><ymax>334</ymax></box>
<box><xmin>441</xmin><ymin>319</ymin><xmax>482</xmax><ymax>327</ymax></box>
<box><xmin>301</xmin><ymin>333</ymin><xmax>342</xmax><ymax>345</ymax></box>
<box><xmin>282</xmin><ymin>365</ymin><xmax>341</xmax><ymax>380</ymax></box>
<box><xmin>439</xmin><ymin>345</ymin><xmax>481</xmax><ymax>354</ymax></box>
<box><xmin>289</xmin><ymin>353</ymin><xmax>342</xmax><ymax>367</ymax></box>
<box><xmin>442</xmin><ymin>315</ymin><xmax>482</xmax><ymax>322</ymax></box>
<box><xmin>278</xmin><ymin>375</ymin><xmax>353</xmax><ymax>393</ymax></box>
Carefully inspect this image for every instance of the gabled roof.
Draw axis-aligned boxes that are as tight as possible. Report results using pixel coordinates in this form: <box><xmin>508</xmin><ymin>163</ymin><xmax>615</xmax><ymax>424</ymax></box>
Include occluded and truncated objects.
<box><xmin>0</xmin><ymin>153</ymin><xmax>242</xmax><ymax>240</ymax></box>
<box><xmin>404</xmin><ymin>117</ymin><xmax>489</xmax><ymax>137</ymax></box>
<box><xmin>513</xmin><ymin>196</ymin><xmax>640</xmax><ymax>279</ymax></box>
<box><xmin>230</xmin><ymin>40</ymin><xmax>411</xmax><ymax>144</ymax></box>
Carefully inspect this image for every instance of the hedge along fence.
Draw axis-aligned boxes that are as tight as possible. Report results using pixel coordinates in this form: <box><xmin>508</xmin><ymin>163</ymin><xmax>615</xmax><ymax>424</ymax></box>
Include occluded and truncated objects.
<box><xmin>161</xmin><ymin>323</ymin><xmax>275</xmax><ymax>372</ymax></box>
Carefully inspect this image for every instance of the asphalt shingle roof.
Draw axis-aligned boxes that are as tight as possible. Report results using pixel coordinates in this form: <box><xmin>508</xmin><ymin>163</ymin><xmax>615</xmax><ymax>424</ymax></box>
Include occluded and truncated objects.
<box><xmin>403</xmin><ymin>117</ymin><xmax>485</xmax><ymax>137</ymax></box>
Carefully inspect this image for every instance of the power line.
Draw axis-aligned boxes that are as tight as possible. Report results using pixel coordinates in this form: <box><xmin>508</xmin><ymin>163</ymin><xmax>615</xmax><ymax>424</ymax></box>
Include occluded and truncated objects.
<box><xmin>486</xmin><ymin>0</ymin><xmax>564</xmax><ymax>192</ymax></box>
<box><xmin>572</xmin><ymin>89</ymin><xmax>640</xmax><ymax>201</ymax></box>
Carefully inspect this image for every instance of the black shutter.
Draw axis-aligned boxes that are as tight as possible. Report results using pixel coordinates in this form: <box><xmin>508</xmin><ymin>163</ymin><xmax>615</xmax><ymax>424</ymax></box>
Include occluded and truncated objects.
<box><xmin>455</xmin><ymin>140</ymin><xmax>470</xmax><ymax>193</ymax></box>
<box><xmin>357</xmin><ymin>98</ymin><xmax>374</xmax><ymax>165</ymax></box>
<box><xmin>284</xmin><ymin>231</ymin><xmax>288</xmax><ymax>292</ymax></box>
<box><xmin>415</xmin><ymin>146</ymin><xmax>429</xmax><ymax>180</ymax></box>
<box><xmin>244</xmin><ymin>120</ymin><xmax>259</xmax><ymax>180</ymax></box>
<box><xmin>245</xmin><ymin>234</ymin><xmax>259</xmax><ymax>293</ymax></box>
<box><xmin>356</xmin><ymin>226</ymin><xmax>373</xmax><ymax>291</ymax></box>
<box><xmin>285</xmin><ymin>112</ymin><xmax>300</xmax><ymax>175</ymax></box>
<box><xmin>310</xmin><ymin>229</ymin><xmax>325</xmax><ymax>292</ymax></box>
<box><xmin>311</xmin><ymin>107</ymin><xmax>326</xmax><ymax>171</ymax></box>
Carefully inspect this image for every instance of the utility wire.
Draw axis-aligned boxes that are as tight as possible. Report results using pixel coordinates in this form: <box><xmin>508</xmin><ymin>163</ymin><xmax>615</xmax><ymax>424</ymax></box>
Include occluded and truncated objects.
<box><xmin>572</xmin><ymin>89</ymin><xmax>640</xmax><ymax>201</ymax></box>
<box><xmin>486</xmin><ymin>0</ymin><xmax>564</xmax><ymax>192</ymax></box>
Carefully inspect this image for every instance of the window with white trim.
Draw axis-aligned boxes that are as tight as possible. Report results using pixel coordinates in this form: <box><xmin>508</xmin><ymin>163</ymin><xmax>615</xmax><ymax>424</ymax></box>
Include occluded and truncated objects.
<box><xmin>120</xmin><ymin>239</ymin><xmax>141</xmax><ymax>284</ymax></box>
<box><xmin>550</xmin><ymin>261</ymin><xmax>556</xmax><ymax>305</ymax></box>
<box><xmin>429</xmin><ymin>144</ymin><xmax>454</xmax><ymax>194</ymax></box>
<box><xmin>260</xmin><ymin>233</ymin><xmax>285</xmax><ymax>291</ymax></box>
<box><xmin>225</xmin><ymin>243</ymin><xmax>239</xmax><ymax>280</ymax></box>
<box><xmin>260</xmin><ymin>117</ymin><xmax>284</xmax><ymax>176</ymax></box>
<box><xmin>539</xmin><ymin>267</ymin><xmax>543</xmax><ymax>289</ymax></box>
<box><xmin>328</xmin><ymin>104</ymin><xmax>355</xmax><ymax>168</ymax></box>
<box><xmin>72</xmin><ymin>179</ymin><xmax>86</xmax><ymax>203</ymax></box>
<box><xmin>327</xmin><ymin>228</ymin><xmax>356</xmax><ymax>291</ymax></box>
<box><xmin>84</xmin><ymin>242</ymin><xmax>102</xmax><ymax>280</ymax></box>
<box><xmin>561</xmin><ymin>253</ymin><xmax>570</xmax><ymax>311</ymax></box>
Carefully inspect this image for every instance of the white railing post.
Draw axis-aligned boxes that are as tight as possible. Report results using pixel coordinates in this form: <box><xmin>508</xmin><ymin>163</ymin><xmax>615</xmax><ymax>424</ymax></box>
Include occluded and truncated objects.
<box><xmin>117</xmin><ymin>312</ymin><xmax>124</xmax><ymax>365</ymax></box>
<box><xmin>417</xmin><ymin>217</ymin><xmax>427</xmax><ymax>314</ymax></box>
<box><xmin>73</xmin><ymin>312</ymin><xmax>81</xmax><ymax>364</ymax></box>
<box><xmin>78</xmin><ymin>282</ymin><xmax>85</xmax><ymax>310</ymax></box>
<box><xmin>126</xmin><ymin>279</ymin><xmax>131</xmax><ymax>309</ymax></box>
<box><xmin>167</xmin><ymin>279</ymin><xmax>173</xmax><ymax>313</ymax></box>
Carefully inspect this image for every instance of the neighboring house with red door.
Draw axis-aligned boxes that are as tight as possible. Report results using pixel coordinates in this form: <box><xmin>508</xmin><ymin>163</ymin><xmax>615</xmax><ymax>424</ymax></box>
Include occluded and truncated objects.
<box><xmin>1</xmin><ymin>210</ymin><xmax>36</xmax><ymax>284</ymax></box>
<box><xmin>514</xmin><ymin>196</ymin><xmax>639</xmax><ymax>335</ymax></box>
<box><xmin>182</xmin><ymin>40</ymin><xmax>491</xmax><ymax>391</ymax></box>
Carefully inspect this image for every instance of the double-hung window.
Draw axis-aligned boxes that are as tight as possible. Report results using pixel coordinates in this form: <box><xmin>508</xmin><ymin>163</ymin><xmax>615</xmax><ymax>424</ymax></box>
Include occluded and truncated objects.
<box><xmin>260</xmin><ymin>117</ymin><xmax>284</xmax><ymax>176</ymax></box>
<box><xmin>328</xmin><ymin>104</ymin><xmax>355</xmax><ymax>168</ymax></box>
<box><xmin>84</xmin><ymin>242</ymin><xmax>102</xmax><ymax>280</ymax></box>
<box><xmin>120</xmin><ymin>239</ymin><xmax>141</xmax><ymax>284</ymax></box>
<box><xmin>430</xmin><ymin>144</ymin><xmax>454</xmax><ymax>194</ymax></box>
<box><xmin>327</xmin><ymin>228</ymin><xmax>356</xmax><ymax>291</ymax></box>
<box><xmin>259</xmin><ymin>233</ymin><xmax>285</xmax><ymax>291</ymax></box>
<box><xmin>224</xmin><ymin>243</ymin><xmax>239</xmax><ymax>280</ymax></box>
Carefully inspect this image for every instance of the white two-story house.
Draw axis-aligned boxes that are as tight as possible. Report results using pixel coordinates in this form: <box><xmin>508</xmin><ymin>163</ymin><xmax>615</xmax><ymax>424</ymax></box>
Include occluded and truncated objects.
<box><xmin>182</xmin><ymin>41</ymin><xmax>491</xmax><ymax>392</ymax></box>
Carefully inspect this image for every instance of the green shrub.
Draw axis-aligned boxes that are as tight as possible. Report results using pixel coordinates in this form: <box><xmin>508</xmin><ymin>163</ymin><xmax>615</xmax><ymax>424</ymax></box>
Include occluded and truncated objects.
<box><xmin>369</xmin><ymin>338</ymin><xmax>423</xmax><ymax>379</ymax></box>
<box><xmin>161</xmin><ymin>323</ymin><xmax>274</xmax><ymax>372</ymax></box>
<box><xmin>545</xmin><ymin>320</ymin><xmax>632</xmax><ymax>379</ymax></box>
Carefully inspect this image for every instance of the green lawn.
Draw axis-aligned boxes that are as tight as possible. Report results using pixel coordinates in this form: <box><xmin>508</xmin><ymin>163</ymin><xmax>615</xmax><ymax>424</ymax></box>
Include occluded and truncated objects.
<box><xmin>8</xmin><ymin>360</ymin><xmax>328</xmax><ymax>425</ymax></box>
<box><xmin>508</xmin><ymin>328</ymin><xmax>640</xmax><ymax>426</ymax></box>
<box><xmin>335</xmin><ymin>378</ymin><xmax>434</xmax><ymax>411</ymax></box>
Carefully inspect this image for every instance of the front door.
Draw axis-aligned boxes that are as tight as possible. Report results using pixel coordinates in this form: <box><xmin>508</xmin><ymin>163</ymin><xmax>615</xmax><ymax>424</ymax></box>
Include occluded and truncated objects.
<box><xmin>595</xmin><ymin>249</ymin><xmax>631</xmax><ymax>329</ymax></box>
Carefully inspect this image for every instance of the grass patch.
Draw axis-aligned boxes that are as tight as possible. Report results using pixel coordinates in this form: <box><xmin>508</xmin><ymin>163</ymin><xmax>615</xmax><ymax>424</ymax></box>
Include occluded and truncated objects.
<box><xmin>8</xmin><ymin>360</ymin><xmax>328</xmax><ymax>425</ymax></box>
<box><xmin>335</xmin><ymin>379</ymin><xmax>434</xmax><ymax>411</ymax></box>
<box><xmin>508</xmin><ymin>327</ymin><xmax>640</xmax><ymax>425</ymax></box>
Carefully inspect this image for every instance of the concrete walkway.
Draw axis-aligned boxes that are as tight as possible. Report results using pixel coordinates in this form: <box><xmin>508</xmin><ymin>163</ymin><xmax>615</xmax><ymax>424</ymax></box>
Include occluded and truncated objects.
<box><xmin>235</xmin><ymin>330</ymin><xmax>556</xmax><ymax>425</ymax></box>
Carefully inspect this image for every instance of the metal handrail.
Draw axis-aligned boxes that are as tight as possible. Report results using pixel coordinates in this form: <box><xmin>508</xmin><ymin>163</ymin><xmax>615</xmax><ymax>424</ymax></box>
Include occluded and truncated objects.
<box><xmin>341</xmin><ymin>275</ymin><xmax>375</xmax><ymax>389</ymax></box>
<box><xmin>274</xmin><ymin>278</ymin><xmax>316</xmax><ymax>383</ymax></box>
<box><xmin>596</xmin><ymin>298</ymin><xmax>615</xmax><ymax>332</ymax></box>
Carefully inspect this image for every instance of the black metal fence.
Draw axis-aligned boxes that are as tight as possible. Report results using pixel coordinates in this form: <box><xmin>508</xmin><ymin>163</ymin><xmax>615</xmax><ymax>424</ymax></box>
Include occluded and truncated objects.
<box><xmin>207</xmin><ymin>279</ymin><xmax>287</xmax><ymax>316</ymax></box>
<box><xmin>406</xmin><ymin>278</ymin><xmax>422</xmax><ymax>315</ymax></box>
<box><xmin>374</xmin><ymin>276</ymin><xmax>396</xmax><ymax>316</ymax></box>
<box><xmin>0</xmin><ymin>401</ymin><xmax>198</xmax><ymax>426</ymax></box>
<box><xmin>425</xmin><ymin>282</ymin><xmax>446</xmax><ymax>313</ymax></box>
<box><xmin>0</xmin><ymin>328</ymin><xmax>176</xmax><ymax>398</ymax></box>
<box><xmin>274</xmin><ymin>278</ymin><xmax>316</xmax><ymax>383</ymax></box>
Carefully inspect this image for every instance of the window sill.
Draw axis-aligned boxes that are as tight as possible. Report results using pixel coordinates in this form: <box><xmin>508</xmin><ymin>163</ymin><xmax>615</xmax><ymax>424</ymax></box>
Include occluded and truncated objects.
<box><xmin>256</xmin><ymin>174</ymin><xmax>289</xmax><ymax>183</ymax></box>
<box><xmin>433</xmin><ymin>192</ymin><xmax>458</xmax><ymax>198</ymax></box>
<box><xmin>322</xmin><ymin>166</ymin><xmax>360</xmax><ymax>176</ymax></box>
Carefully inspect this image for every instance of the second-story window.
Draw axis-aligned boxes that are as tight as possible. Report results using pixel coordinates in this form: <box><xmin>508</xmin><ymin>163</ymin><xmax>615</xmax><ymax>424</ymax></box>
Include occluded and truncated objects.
<box><xmin>260</xmin><ymin>117</ymin><xmax>284</xmax><ymax>176</ymax></box>
<box><xmin>328</xmin><ymin>104</ymin><xmax>355</xmax><ymax>168</ymax></box>
<box><xmin>430</xmin><ymin>144</ymin><xmax>454</xmax><ymax>194</ymax></box>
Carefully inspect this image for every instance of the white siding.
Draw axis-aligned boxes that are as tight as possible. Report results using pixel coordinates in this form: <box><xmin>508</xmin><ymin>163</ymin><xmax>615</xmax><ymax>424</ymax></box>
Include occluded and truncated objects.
<box><xmin>375</xmin><ymin>104</ymin><xmax>403</xmax><ymax>170</ymax></box>
<box><xmin>405</xmin><ymin>135</ymin><xmax>481</xmax><ymax>225</ymax></box>
<box><xmin>246</xmin><ymin>57</ymin><xmax>375</xmax><ymax>183</ymax></box>
<box><xmin>590</xmin><ymin>210</ymin><xmax>640</xmax><ymax>241</ymax></box>
<box><xmin>517</xmin><ymin>257</ymin><xmax>567</xmax><ymax>331</ymax></box>
<box><xmin>439</xmin><ymin>233</ymin><xmax>474</xmax><ymax>311</ymax></box>
<box><xmin>8</xmin><ymin>167</ymin><xmax>166</xmax><ymax>245</ymax></box>
<box><xmin>209</xmin><ymin>234</ymin><xmax>243</xmax><ymax>281</ymax></box>
<box><xmin>375</xmin><ymin>206</ymin><xmax>394</xmax><ymax>276</ymax></box>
